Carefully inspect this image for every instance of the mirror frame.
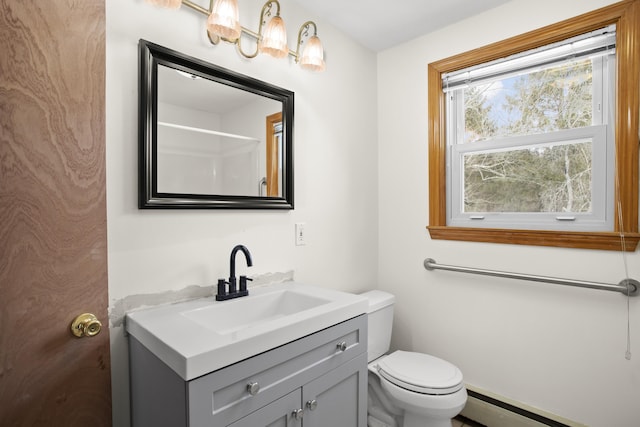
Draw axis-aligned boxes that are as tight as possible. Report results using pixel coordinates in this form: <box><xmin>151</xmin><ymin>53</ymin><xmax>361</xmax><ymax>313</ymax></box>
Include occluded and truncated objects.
<box><xmin>139</xmin><ymin>39</ymin><xmax>294</xmax><ymax>209</ymax></box>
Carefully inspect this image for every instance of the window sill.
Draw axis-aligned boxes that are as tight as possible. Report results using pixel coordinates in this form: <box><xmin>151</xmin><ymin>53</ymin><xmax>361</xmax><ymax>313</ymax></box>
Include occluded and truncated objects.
<box><xmin>427</xmin><ymin>226</ymin><xmax>640</xmax><ymax>251</ymax></box>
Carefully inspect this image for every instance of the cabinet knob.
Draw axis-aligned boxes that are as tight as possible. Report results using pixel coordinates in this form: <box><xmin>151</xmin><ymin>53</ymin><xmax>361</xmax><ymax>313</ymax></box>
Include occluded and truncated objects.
<box><xmin>292</xmin><ymin>408</ymin><xmax>304</xmax><ymax>420</ymax></box>
<box><xmin>306</xmin><ymin>399</ymin><xmax>318</xmax><ymax>411</ymax></box>
<box><xmin>246</xmin><ymin>382</ymin><xmax>260</xmax><ymax>396</ymax></box>
<box><xmin>337</xmin><ymin>341</ymin><xmax>347</xmax><ymax>351</ymax></box>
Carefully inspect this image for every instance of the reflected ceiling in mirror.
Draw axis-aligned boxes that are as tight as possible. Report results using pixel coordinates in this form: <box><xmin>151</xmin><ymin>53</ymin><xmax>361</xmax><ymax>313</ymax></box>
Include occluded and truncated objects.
<box><xmin>139</xmin><ymin>40</ymin><xmax>294</xmax><ymax>209</ymax></box>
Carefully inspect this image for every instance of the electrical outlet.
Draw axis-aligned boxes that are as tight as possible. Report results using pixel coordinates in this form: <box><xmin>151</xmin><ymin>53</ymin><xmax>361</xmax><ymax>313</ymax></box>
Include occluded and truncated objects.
<box><xmin>295</xmin><ymin>222</ymin><xmax>306</xmax><ymax>246</ymax></box>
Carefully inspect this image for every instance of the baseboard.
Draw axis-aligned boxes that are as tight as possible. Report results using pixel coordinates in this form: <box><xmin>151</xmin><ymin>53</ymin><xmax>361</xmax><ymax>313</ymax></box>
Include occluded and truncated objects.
<box><xmin>461</xmin><ymin>385</ymin><xmax>587</xmax><ymax>427</ymax></box>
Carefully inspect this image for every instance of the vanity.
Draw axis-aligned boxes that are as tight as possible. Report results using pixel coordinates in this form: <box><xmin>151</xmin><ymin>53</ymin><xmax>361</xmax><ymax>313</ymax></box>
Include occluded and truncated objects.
<box><xmin>132</xmin><ymin>37</ymin><xmax>364</xmax><ymax>425</ymax></box>
<box><xmin>126</xmin><ymin>282</ymin><xmax>368</xmax><ymax>426</ymax></box>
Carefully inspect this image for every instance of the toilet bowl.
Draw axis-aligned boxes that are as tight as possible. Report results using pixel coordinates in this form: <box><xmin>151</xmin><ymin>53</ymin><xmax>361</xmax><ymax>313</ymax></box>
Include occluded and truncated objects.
<box><xmin>362</xmin><ymin>290</ymin><xmax>467</xmax><ymax>427</ymax></box>
<box><xmin>369</xmin><ymin>351</ymin><xmax>467</xmax><ymax>427</ymax></box>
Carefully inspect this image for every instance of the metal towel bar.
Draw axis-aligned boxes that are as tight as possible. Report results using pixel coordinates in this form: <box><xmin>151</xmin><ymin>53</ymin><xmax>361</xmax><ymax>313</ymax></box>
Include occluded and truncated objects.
<box><xmin>423</xmin><ymin>258</ymin><xmax>639</xmax><ymax>296</ymax></box>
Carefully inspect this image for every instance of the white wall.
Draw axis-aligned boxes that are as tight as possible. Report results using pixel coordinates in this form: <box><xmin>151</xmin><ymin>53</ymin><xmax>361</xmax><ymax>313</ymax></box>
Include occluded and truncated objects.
<box><xmin>106</xmin><ymin>0</ymin><xmax>378</xmax><ymax>424</ymax></box>
<box><xmin>377</xmin><ymin>1</ymin><xmax>640</xmax><ymax>426</ymax></box>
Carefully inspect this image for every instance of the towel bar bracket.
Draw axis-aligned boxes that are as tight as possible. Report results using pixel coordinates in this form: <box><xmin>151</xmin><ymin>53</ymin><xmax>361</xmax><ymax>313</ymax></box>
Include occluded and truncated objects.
<box><xmin>620</xmin><ymin>279</ymin><xmax>640</xmax><ymax>296</ymax></box>
<box><xmin>423</xmin><ymin>258</ymin><xmax>639</xmax><ymax>297</ymax></box>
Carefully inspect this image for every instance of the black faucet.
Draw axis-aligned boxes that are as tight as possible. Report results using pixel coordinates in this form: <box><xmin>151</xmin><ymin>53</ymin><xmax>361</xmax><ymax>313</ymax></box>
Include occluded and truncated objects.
<box><xmin>216</xmin><ymin>245</ymin><xmax>253</xmax><ymax>301</ymax></box>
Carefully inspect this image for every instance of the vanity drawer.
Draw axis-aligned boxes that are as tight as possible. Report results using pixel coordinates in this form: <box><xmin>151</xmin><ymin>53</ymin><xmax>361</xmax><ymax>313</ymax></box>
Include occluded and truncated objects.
<box><xmin>188</xmin><ymin>314</ymin><xmax>367</xmax><ymax>427</ymax></box>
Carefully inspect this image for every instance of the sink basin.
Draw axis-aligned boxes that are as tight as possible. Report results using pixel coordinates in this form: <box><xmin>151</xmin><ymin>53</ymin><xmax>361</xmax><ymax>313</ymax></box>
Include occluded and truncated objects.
<box><xmin>181</xmin><ymin>289</ymin><xmax>331</xmax><ymax>335</ymax></box>
<box><xmin>125</xmin><ymin>281</ymin><xmax>368</xmax><ymax>380</ymax></box>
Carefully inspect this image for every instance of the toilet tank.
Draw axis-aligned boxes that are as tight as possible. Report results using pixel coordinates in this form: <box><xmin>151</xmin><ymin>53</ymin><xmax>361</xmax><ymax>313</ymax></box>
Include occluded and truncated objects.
<box><xmin>360</xmin><ymin>290</ymin><xmax>395</xmax><ymax>362</ymax></box>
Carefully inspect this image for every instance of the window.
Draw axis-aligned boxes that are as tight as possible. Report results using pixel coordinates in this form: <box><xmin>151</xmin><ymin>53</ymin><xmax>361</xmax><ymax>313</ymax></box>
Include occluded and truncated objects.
<box><xmin>446</xmin><ymin>27</ymin><xmax>615</xmax><ymax>232</ymax></box>
<box><xmin>427</xmin><ymin>1</ymin><xmax>640</xmax><ymax>251</ymax></box>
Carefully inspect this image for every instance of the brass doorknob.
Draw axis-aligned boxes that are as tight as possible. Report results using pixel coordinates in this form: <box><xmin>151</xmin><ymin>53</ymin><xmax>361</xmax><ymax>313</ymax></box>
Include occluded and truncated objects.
<box><xmin>71</xmin><ymin>313</ymin><xmax>102</xmax><ymax>338</ymax></box>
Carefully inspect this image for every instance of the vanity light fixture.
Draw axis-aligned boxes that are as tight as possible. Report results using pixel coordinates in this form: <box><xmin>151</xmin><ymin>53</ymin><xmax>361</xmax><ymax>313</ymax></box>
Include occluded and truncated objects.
<box><xmin>145</xmin><ymin>0</ymin><xmax>326</xmax><ymax>72</ymax></box>
<box><xmin>146</xmin><ymin>0</ymin><xmax>182</xmax><ymax>9</ymax></box>
<box><xmin>207</xmin><ymin>0</ymin><xmax>241</xmax><ymax>41</ymax></box>
<box><xmin>259</xmin><ymin>14</ymin><xmax>288</xmax><ymax>58</ymax></box>
<box><xmin>296</xmin><ymin>22</ymin><xmax>325</xmax><ymax>72</ymax></box>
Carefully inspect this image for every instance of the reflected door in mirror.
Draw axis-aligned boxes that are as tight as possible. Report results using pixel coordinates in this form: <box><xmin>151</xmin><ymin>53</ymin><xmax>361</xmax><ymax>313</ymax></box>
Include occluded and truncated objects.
<box><xmin>266</xmin><ymin>112</ymin><xmax>283</xmax><ymax>197</ymax></box>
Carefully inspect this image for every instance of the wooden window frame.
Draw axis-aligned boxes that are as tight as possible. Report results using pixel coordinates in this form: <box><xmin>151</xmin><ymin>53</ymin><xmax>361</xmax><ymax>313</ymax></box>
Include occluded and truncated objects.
<box><xmin>427</xmin><ymin>0</ymin><xmax>640</xmax><ymax>251</ymax></box>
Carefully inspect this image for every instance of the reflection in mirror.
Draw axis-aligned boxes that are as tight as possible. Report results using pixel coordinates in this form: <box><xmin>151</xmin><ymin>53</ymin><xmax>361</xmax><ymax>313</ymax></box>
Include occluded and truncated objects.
<box><xmin>265</xmin><ymin>112</ymin><xmax>283</xmax><ymax>197</ymax></box>
<box><xmin>139</xmin><ymin>39</ymin><xmax>294</xmax><ymax>209</ymax></box>
<box><xmin>156</xmin><ymin>65</ymin><xmax>283</xmax><ymax>197</ymax></box>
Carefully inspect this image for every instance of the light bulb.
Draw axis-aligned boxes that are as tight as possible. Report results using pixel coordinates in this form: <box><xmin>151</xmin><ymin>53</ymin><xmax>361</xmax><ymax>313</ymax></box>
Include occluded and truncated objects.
<box><xmin>145</xmin><ymin>0</ymin><xmax>182</xmax><ymax>9</ymax></box>
<box><xmin>259</xmin><ymin>16</ymin><xmax>288</xmax><ymax>59</ymax></box>
<box><xmin>207</xmin><ymin>0</ymin><xmax>241</xmax><ymax>41</ymax></box>
<box><xmin>300</xmin><ymin>35</ymin><xmax>325</xmax><ymax>72</ymax></box>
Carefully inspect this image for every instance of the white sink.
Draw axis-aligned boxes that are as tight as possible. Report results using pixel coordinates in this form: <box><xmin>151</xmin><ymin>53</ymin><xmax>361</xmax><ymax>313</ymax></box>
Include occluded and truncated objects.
<box><xmin>181</xmin><ymin>289</ymin><xmax>332</xmax><ymax>335</ymax></box>
<box><xmin>125</xmin><ymin>281</ymin><xmax>368</xmax><ymax>380</ymax></box>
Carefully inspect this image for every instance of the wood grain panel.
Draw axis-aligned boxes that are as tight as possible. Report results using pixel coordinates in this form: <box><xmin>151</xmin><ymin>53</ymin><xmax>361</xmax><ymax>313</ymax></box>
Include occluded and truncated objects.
<box><xmin>0</xmin><ymin>1</ymin><xmax>111</xmax><ymax>425</ymax></box>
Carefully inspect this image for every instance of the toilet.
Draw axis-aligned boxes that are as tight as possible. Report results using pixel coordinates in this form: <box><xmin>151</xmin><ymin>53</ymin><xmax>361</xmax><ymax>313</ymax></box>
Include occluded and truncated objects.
<box><xmin>362</xmin><ymin>290</ymin><xmax>467</xmax><ymax>427</ymax></box>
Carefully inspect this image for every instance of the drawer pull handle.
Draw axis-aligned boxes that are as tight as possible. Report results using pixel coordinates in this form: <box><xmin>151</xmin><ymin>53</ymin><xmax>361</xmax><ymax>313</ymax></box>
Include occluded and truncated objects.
<box><xmin>337</xmin><ymin>341</ymin><xmax>347</xmax><ymax>351</ymax></box>
<box><xmin>246</xmin><ymin>382</ymin><xmax>260</xmax><ymax>396</ymax></box>
<box><xmin>292</xmin><ymin>408</ymin><xmax>304</xmax><ymax>420</ymax></box>
<box><xmin>306</xmin><ymin>399</ymin><xmax>318</xmax><ymax>411</ymax></box>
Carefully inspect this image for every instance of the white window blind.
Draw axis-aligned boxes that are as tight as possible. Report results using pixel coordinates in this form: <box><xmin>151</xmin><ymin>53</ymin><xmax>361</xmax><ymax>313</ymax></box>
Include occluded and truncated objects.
<box><xmin>442</xmin><ymin>25</ymin><xmax>616</xmax><ymax>92</ymax></box>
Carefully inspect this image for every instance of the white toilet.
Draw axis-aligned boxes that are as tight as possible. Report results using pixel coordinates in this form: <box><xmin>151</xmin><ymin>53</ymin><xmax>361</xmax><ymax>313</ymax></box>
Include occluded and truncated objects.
<box><xmin>362</xmin><ymin>290</ymin><xmax>467</xmax><ymax>427</ymax></box>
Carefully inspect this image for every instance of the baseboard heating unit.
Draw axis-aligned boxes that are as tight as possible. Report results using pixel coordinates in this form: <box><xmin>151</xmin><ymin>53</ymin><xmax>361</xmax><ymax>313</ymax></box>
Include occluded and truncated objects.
<box><xmin>460</xmin><ymin>386</ymin><xmax>587</xmax><ymax>427</ymax></box>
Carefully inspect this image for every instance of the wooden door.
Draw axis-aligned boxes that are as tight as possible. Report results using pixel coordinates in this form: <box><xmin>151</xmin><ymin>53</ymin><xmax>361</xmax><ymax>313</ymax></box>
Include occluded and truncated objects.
<box><xmin>0</xmin><ymin>1</ymin><xmax>111</xmax><ymax>426</ymax></box>
<box><xmin>266</xmin><ymin>112</ymin><xmax>282</xmax><ymax>197</ymax></box>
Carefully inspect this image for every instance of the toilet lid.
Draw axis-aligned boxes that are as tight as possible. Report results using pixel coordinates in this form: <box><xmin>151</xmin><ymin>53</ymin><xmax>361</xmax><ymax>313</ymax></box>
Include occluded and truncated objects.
<box><xmin>377</xmin><ymin>350</ymin><xmax>464</xmax><ymax>395</ymax></box>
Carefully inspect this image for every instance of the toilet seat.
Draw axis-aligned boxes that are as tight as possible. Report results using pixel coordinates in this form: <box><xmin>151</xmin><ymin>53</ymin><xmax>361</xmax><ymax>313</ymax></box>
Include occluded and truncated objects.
<box><xmin>376</xmin><ymin>350</ymin><xmax>464</xmax><ymax>395</ymax></box>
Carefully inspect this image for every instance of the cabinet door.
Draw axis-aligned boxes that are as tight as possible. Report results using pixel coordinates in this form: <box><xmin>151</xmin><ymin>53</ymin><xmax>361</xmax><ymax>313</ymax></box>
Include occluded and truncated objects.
<box><xmin>228</xmin><ymin>389</ymin><xmax>302</xmax><ymax>427</ymax></box>
<box><xmin>302</xmin><ymin>353</ymin><xmax>367</xmax><ymax>427</ymax></box>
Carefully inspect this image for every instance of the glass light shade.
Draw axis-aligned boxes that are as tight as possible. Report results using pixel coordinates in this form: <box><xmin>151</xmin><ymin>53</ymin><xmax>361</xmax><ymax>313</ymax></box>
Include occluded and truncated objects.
<box><xmin>146</xmin><ymin>0</ymin><xmax>182</xmax><ymax>9</ymax></box>
<box><xmin>300</xmin><ymin>35</ymin><xmax>325</xmax><ymax>72</ymax></box>
<box><xmin>207</xmin><ymin>0</ymin><xmax>241</xmax><ymax>41</ymax></box>
<box><xmin>259</xmin><ymin>16</ymin><xmax>288</xmax><ymax>58</ymax></box>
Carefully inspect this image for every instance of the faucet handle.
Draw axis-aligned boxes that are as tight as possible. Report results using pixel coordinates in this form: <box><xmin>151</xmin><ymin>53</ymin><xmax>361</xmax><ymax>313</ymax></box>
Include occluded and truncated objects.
<box><xmin>239</xmin><ymin>275</ymin><xmax>253</xmax><ymax>292</ymax></box>
<box><xmin>216</xmin><ymin>279</ymin><xmax>228</xmax><ymax>299</ymax></box>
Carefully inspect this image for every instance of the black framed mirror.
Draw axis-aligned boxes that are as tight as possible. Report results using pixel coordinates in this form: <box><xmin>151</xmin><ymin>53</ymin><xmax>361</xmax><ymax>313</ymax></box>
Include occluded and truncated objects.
<box><xmin>139</xmin><ymin>39</ymin><xmax>294</xmax><ymax>209</ymax></box>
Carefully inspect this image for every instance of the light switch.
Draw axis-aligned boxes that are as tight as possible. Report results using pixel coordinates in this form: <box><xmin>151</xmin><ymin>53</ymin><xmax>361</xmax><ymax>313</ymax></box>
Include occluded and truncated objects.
<box><xmin>295</xmin><ymin>223</ymin><xmax>306</xmax><ymax>246</ymax></box>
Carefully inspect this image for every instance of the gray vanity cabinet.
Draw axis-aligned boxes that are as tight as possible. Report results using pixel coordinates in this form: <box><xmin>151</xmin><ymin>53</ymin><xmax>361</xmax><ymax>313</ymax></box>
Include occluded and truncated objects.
<box><xmin>129</xmin><ymin>315</ymin><xmax>367</xmax><ymax>427</ymax></box>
